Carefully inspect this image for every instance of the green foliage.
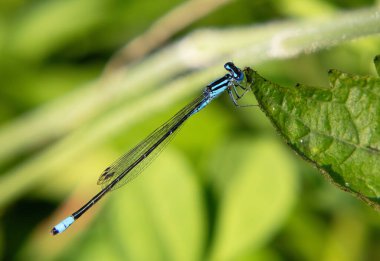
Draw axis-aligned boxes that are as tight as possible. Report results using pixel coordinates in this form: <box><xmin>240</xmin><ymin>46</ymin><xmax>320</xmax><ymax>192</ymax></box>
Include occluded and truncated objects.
<box><xmin>208</xmin><ymin>138</ymin><xmax>297</xmax><ymax>261</ymax></box>
<box><xmin>246</xmin><ymin>56</ymin><xmax>380</xmax><ymax>210</ymax></box>
<box><xmin>375</xmin><ymin>55</ymin><xmax>380</xmax><ymax>76</ymax></box>
<box><xmin>1</xmin><ymin>0</ymin><xmax>380</xmax><ymax>261</ymax></box>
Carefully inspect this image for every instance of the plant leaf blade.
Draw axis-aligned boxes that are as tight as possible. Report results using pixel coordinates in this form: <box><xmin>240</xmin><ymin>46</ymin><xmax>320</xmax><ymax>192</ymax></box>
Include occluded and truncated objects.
<box><xmin>245</xmin><ymin>59</ymin><xmax>380</xmax><ymax>209</ymax></box>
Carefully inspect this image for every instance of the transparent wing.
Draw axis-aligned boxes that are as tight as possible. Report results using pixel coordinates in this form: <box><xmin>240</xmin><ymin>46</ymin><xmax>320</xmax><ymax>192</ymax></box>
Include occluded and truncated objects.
<box><xmin>97</xmin><ymin>93</ymin><xmax>207</xmax><ymax>191</ymax></box>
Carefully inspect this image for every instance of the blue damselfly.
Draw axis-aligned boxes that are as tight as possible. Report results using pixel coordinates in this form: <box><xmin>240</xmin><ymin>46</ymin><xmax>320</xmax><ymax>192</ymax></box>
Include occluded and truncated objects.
<box><xmin>51</xmin><ymin>62</ymin><xmax>251</xmax><ymax>235</ymax></box>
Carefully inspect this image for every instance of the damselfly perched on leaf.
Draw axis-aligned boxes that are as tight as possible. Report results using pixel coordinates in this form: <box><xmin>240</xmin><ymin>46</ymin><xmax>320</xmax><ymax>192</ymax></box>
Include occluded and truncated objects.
<box><xmin>51</xmin><ymin>62</ymin><xmax>253</xmax><ymax>235</ymax></box>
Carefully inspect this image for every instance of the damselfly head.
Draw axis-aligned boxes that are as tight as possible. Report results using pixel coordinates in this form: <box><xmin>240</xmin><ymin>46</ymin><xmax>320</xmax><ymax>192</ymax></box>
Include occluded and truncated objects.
<box><xmin>224</xmin><ymin>62</ymin><xmax>244</xmax><ymax>82</ymax></box>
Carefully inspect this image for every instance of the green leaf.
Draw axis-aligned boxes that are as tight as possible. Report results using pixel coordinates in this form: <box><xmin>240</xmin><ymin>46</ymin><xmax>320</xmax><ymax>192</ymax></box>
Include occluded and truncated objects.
<box><xmin>208</xmin><ymin>137</ymin><xmax>298</xmax><ymax>261</ymax></box>
<box><xmin>245</xmin><ymin>56</ymin><xmax>380</xmax><ymax>210</ymax></box>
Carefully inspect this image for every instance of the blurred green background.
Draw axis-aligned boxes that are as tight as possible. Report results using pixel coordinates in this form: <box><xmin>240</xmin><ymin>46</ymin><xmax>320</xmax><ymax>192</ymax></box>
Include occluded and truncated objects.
<box><xmin>1</xmin><ymin>0</ymin><xmax>380</xmax><ymax>260</ymax></box>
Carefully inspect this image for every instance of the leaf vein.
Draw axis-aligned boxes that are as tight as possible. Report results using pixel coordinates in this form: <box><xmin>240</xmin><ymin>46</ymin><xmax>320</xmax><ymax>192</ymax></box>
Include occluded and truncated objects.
<box><xmin>275</xmin><ymin>105</ymin><xmax>378</xmax><ymax>155</ymax></box>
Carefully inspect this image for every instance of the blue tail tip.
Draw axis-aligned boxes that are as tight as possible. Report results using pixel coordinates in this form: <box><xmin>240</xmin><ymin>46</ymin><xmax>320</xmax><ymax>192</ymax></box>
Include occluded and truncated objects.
<box><xmin>50</xmin><ymin>227</ymin><xmax>59</xmax><ymax>236</ymax></box>
<box><xmin>50</xmin><ymin>216</ymin><xmax>75</xmax><ymax>236</ymax></box>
